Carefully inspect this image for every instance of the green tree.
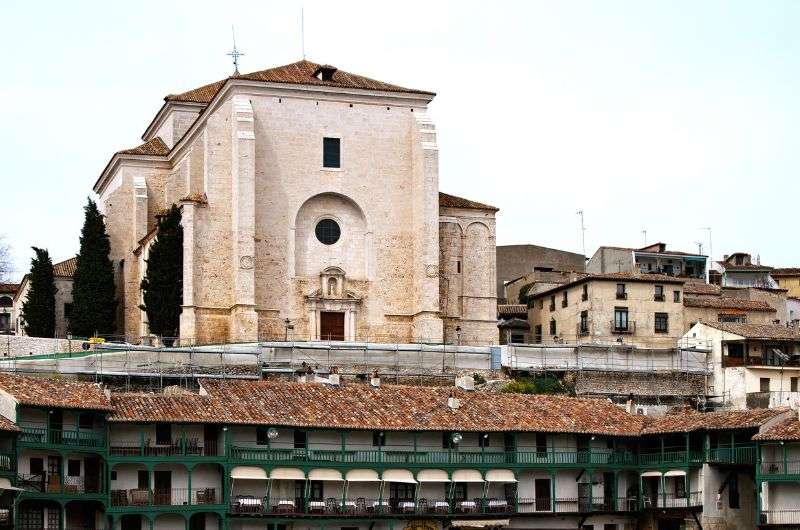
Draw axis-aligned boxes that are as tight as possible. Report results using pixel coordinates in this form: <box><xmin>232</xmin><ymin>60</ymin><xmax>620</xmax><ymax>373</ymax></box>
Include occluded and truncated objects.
<box><xmin>21</xmin><ymin>247</ymin><xmax>56</xmax><ymax>337</ymax></box>
<box><xmin>139</xmin><ymin>205</ymin><xmax>183</xmax><ymax>342</ymax></box>
<box><xmin>69</xmin><ymin>198</ymin><xmax>117</xmax><ymax>338</ymax></box>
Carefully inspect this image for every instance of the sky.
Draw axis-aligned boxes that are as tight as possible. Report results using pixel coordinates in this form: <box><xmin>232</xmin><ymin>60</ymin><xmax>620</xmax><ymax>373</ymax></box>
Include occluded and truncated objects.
<box><xmin>1</xmin><ymin>0</ymin><xmax>798</xmax><ymax>281</ymax></box>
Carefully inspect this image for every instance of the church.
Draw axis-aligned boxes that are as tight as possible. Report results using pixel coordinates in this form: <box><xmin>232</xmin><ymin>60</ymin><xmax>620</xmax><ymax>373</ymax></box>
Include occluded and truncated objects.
<box><xmin>93</xmin><ymin>60</ymin><xmax>498</xmax><ymax>346</ymax></box>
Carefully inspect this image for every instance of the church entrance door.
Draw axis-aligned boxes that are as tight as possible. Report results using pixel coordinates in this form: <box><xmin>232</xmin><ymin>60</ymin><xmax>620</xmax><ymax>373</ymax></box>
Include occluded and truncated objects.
<box><xmin>320</xmin><ymin>311</ymin><xmax>345</xmax><ymax>341</ymax></box>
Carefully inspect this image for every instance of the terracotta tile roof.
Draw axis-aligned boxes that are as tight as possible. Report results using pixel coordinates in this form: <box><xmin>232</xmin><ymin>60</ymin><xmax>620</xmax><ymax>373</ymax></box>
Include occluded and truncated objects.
<box><xmin>0</xmin><ymin>373</ymin><xmax>112</xmax><ymax>411</ymax></box>
<box><xmin>108</xmin><ymin>393</ymin><xmax>239</xmax><ymax>424</ymax></box>
<box><xmin>753</xmin><ymin>417</ymin><xmax>800</xmax><ymax>441</ymax></box>
<box><xmin>0</xmin><ymin>415</ymin><xmax>19</xmax><ymax>433</ymax></box>
<box><xmin>117</xmin><ymin>137</ymin><xmax>170</xmax><ymax>156</ymax></box>
<box><xmin>772</xmin><ymin>268</ymin><xmax>800</xmax><ymax>277</ymax></box>
<box><xmin>683</xmin><ymin>281</ymin><xmax>721</xmax><ymax>296</ymax></box>
<box><xmin>497</xmin><ymin>304</ymin><xmax>528</xmax><ymax>317</ymax></box>
<box><xmin>52</xmin><ymin>257</ymin><xmax>77</xmax><ymax>278</ymax></box>
<box><xmin>717</xmin><ymin>261</ymin><xmax>773</xmax><ymax>271</ymax></box>
<box><xmin>197</xmin><ymin>379</ymin><xmax>646</xmax><ymax>436</ymax></box>
<box><xmin>530</xmin><ymin>272</ymin><xmax>684</xmax><ymax>299</ymax></box>
<box><xmin>697</xmin><ymin>321</ymin><xmax>800</xmax><ymax>341</ymax></box>
<box><xmin>439</xmin><ymin>192</ymin><xmax>499</xmax><ymax>212</ymax></box>
<box><xmin>683</xmin><ymin>295</ymin><xmax>776</xmax><ymax>312</ymax></box>
<box><xmin>597</xmin><ymin>245</ymin><xmax>704</xmax><ymax>258</ymax></box>
<box><xmin>0</xmin><ymin>283</ymin><xmax>18</xmax><ymax>295</ymax></box>
<box><xmin>641</xmin><ymin>407</ymin><xmax>788</xmax><ymax>435</ymax></box>
<box><xmin>166</xmin><ymin>60</ymin><xmax>434</xmax><ymax>104</ymax></box>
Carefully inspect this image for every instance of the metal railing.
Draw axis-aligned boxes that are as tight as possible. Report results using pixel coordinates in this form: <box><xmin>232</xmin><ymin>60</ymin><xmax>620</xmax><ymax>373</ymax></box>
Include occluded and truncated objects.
<box><xmin>0</xmin><ymin>453</ymin><xmax>13</xmax><ymax>472</ymax></box>
<box><xmin>110</xmin><ymin>488</ymin><xmax>219</xmax><ymax>507</ymax></box>
<box><xmin>643</xmin><ymin>491</ymin><xmax>702</xmax><ymax>509</ymax></box>
<box><xmin>16</xmin><ymin>474</ymin><xmax>103</xmax><ymax>494</ymax></box>
<box><xmin>760</xmin><ymin>460</ymin><xmax>800</xmax><ymax>476</ymax></box>
<box><xmin>109</xmin><ymin>440</ymin><xmax>221</xmax><ymax>458</ymax></box>
<box><xmin>610</xmin><ymin>321</ymin><xmax>636</xmax><ymax>334</ymax></box>
<box><xmin>229</xmin><ymin>447</ymin><xmax>641</xmax><ymax>467</ymax></box>
<box><xmin>707</xmin><ymin>445</ymin><xmax>757</xmax><ymax>465</ymax></box>
<box><xmin>19</xmin><ymin>427</ymin><xmax>105</xmax><ymax>449</ymax></box>
<box><xmin>228</xmin><ymin>496</ymin><xmax>638</xmax><ymax>516</ymax></box>
<box><xmin>761</xmin><ymin>510</ymin><xmax>800</xmax><ymax>525</ymax></box>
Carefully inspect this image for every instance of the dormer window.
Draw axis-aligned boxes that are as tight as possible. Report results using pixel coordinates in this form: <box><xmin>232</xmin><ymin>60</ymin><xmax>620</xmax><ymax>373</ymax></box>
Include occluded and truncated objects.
<box><xmin>315</xmin><ymin>65</ymin><xmax>337</xmax><ymax>81</ymax></box>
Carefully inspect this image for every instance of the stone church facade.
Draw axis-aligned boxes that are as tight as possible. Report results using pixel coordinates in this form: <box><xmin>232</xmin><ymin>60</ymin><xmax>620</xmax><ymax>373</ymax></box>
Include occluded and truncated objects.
<box><xmin>93</xmin><ymin>60</ymin><xmax>497</xmax><ymax>345</ymax></box>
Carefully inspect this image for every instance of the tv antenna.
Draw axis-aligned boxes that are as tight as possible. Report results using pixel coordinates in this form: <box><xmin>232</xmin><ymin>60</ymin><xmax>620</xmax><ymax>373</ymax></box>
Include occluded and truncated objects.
<box><xmin>227</xmin><ymin>26</ymin><xmax>245</xmax><ymax>75</ymax></box>
<box><xmin>576</xmin><ymin>210</ymin><xmax>586</xmax><ymax>257</ymax></box>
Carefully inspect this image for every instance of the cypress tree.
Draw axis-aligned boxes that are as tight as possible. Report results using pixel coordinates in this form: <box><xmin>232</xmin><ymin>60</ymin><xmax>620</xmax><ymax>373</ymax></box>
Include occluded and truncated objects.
<box><xmin>21</xmin><ymin>247</ymin><xmax>56</xmax><ymax>337</ymax></box>
<box><xmin>140</xmin><ymin>205</ymin><xmax>183</xmax><ymax>343</ymax></box>
<box><xmin>70</xmin><ymin>198</ymin><xmax>117</xmax><ymax>338</ymax></box>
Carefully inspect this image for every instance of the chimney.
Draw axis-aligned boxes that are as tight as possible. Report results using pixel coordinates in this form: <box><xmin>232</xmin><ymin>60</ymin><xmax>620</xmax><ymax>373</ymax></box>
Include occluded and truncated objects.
<box><xmin>455</xmin><ymin>375</ymin><xmax>475</xmax><ymax>391</ymax></box>
<box><xmin>370</xmin><ymin>369</ymin><xmax>381</xmax><ymax>388</ymax></box>
<box><xmin>447</xmin><ymin>390</ymin><xmax>461</xmax><ymax>411</ymax></box>
<box><xmin>626</xmin><ymin>394</ymin><xmax>635</xmax><ymax>414</ymax></box>
<box><xmin>329</xmin><ymin>366</ymin><xmax>340</xmax><ymax>387</ymax></box>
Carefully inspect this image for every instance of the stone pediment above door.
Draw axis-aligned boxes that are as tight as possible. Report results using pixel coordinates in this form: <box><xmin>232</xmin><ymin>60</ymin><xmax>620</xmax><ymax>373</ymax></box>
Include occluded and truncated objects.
<box><xmin>304</xmin><ymin>267</ymin><xmax>362</xmax><ymax>303</ymax></box>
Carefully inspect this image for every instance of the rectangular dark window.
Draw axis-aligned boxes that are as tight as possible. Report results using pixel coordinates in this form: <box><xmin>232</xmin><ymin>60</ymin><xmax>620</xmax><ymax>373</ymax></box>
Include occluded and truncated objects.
<box><xmin>110</xmin><ymin>470</ymin><xmax>117</xmax><ymax>481</ymax></box>
<box><xmin>67</xmin><ymin>459</ymin><xmax>80</xmax><ymax>477</ymax></box>
<box><xmin>604</xmin><ymin>525</ymin><xmax>617</xmax><ymax>530</ymax></box>
<box><xmin>293</xmin><ymin>430</ymin><xmax>307</xmax><ymax>449</ymax></box>
<box><xmin>137</xmin><ymin>470</ymin><xmax>148</xmax><ymax>489</ymax></box>
<box><xmin>78</xmin><ymin>413</ymin><xmax>93</xmax><ymax>430</ymax></box>
<box><xmin>372</xmin><ymin>431</ymin><xmax>385</xmax><ymax>447</ymax></box>
<box><xmin>29</xmin><ymin>457</ymin><xmax>43</xmax><ymax>476</ymax></box>
<box><xmin>613</xmin><ymin>308</ymin><xmax>628</xmax><ymax>332</ymax></box>
<box><xmin>549</xmin><ymin>295</ymin><xmax>556</xmax><ymax>311</ymax></box>
<box><xmin>549</xmin><ymin>319</ymin><xmax>557</xmax><ymax>336</ymax></box>
<box><xmin>510</xmin><ymin>333</ymin><xmax>525</xmax><ymax>344</ymax></box>
<box><xmin>538</xmin><ymin>299</ymin><xmax>544</xmax><ymax>309</ymax></box>
<box><xmin>727</xmin><ymin>343</ymin><xmax>745</xmax><ymax>358</ymax></box>
<box><xmin>582</xmin><ymin>284</ymin><xmax>588</xmax><ymax>301</ymax></box>
<box><xmin>616</xmin><ymin>284</ymin><xmax>627</xmax><ymax>300</ymax></box>
<box><xmin>792</xmin><ymin>377</ymin><xmax>798</xmax><ymax>393</ymax></box>
<box><xmin>580</xmin><ymin>310</ymin><xmax>589</xmax><ymax>334</ymax></box>
<box><xmin>256</xmin><ymin>427</ymin><xmax>269</xmax><ymax>445</ymax></box>
<box><xmin>654</xmin><ymin>285</ymin><xmax>664</xmax><ymax>301</ymax></box>
<box><xmin>535</xmin><ymin>433</ymin><xmax>547</xmax><ymax>456</ymax></box>
<box><xmin>654</xmin><ymin>313</ymin><xmax>668</xmax><ymax>333</ymax></box>
<box><xmin>729</xmin><ymin>473</ymin><xmax>740</xmax><ymax>509</ymax></box>
<box><xmin>155</xmin><ymin>424</ymin><xmax>171</xmax><ymax>445</ymax></box>
<box><xmin>323</xmin><ymin>137</ymin><xmax>341</xmax><ymax>168</ymax></box>
<box><xmin>673</xmin><ymin>290</ymin><xmax>681</xmax><ymax>302</ymax></box>
<box><xmin>308</xmin><ymin>480</ymin><xmax>324</xmax><ymax>501</ymax></box>
<box><xmin>456</xmin><ymin>260</ymin><xmax>461</xmax><ymax>274</ymax></box>
<box><xmin>443</xmin><ymin>432</ymin><xmax>455</xmax><ymax>449</ymax></box>
<box><xmin>760</xmin><ymin>378</ymin><xmax>771</xmax><ymax>393</ymax></box>
<box><xmin>534</xmin><ymin>325</ymin><xmax>542</xmax><ymax>343</ymax></box>
<box><xmin>561</xmin><ymin>291</ymin><xmax>568</xmax><ymax>307</ymax></box>
<box><xmin>64</xmin><ymin>303</ymin><xmax>73</xmax><ymax>320</ymax></box>
<box><xmin>452</xmin><ymin>483</ymin><xmax>467</xmax><ymax>502</ymax></box>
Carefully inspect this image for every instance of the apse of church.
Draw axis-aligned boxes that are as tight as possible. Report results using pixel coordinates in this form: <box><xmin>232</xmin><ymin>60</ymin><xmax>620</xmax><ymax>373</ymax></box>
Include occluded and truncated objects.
<box><xmin>93</xmin><ymin>61</ymin><xmax>498</xmax><ymax>346</ymax></box>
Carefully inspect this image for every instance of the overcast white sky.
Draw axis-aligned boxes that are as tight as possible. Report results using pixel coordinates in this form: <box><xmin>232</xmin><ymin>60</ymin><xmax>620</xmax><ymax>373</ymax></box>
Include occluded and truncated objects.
<box><xmin>1</xmin><ymin>0</ymin><xmax>798</xmax><ymax>281</ymax></box>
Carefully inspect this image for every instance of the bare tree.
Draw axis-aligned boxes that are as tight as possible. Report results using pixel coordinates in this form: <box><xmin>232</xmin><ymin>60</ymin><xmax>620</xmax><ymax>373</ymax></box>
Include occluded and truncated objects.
<box><xmin>0</xmin><ymin>236</ymin><xmax>10</xmax><ymax>282</ymax></box>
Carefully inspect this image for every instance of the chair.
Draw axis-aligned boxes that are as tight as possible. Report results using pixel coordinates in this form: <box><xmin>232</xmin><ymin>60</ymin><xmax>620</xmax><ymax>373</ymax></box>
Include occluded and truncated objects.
<box><xmin>326</xmin><ymin>497</ymin><xmax>338</xmax><ymax>514</ymax></box>
<box><xmin>474</xmin><ymin>498</ymin><xmax>483</xmax><ymax>513</ymax></box>
<box><xmin>356</xmin><ymin>497</ymin><xmax>367</xmax><ymax>515</ymax></box>
<box><xmin>130</xmin><ymin>489</ymin><xmax>149</xmax><ymax>506</ymax></box>
<box><xmin>488</xmin><ymin>498</ymin><xmax>498</xmax><ymax>512</ymax></box>
<box><xmin>418</xmin><ymin>498</ymin><xmax>429</xmax><ymax>514</ymax></box>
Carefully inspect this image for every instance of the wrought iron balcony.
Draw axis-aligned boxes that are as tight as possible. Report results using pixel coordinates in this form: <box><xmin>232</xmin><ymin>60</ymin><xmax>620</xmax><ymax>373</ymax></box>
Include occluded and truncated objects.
<box><xmin>760</xmin><ymin>460</ymin><xmax>800</xmax><ymax>477</ymax></box>
<box><xmin>706</xmin><ymin>445</ymin><xmax>756</xmax><ymax>465</ymax></box>
<box><xmin>642</xmin><ymin>491</ymin><xmax>703</xmax><ymax>509</ymax></box>
<box><xmin>19</xmin><ymin>426</ymin><xmax>105</xmax><ymax>449</ymax></box>
<box><xmin>110</xmin><ymin>488</ymin><xmax>219</xmax><ymax>508</ymax></box>
<box><xmin>109</xmin><ymin>439</ymin><xmax>222</xmax><ymax>458</ymax></box>
<box><xmin>16</xmin><ymin>474</ymin><xmax>104</xmax><ymax>496</ymax></box>
<box><xmin>610</xmin><ymin>320</ymin><xmax>636</xmax><ymax>334</ymax></box>
<box><xmin>761</xmin><ymin>510</ymin><xmax>800</xmax><ymax>525</ymax></box>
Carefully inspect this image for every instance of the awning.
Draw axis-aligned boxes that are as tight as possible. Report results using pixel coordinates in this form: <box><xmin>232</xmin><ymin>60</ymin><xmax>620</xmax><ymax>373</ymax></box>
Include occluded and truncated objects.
<box><xmin>345</xmin><ymin>469</ymin><xmax>381</xmax><ymax>482</ymax></box>
<box><xmin>382</xmin><ymin>469</ymin><xmax>417</xmax><ymax>483</ymax></box>
<box><xmin>664</xmin><ymin>470</ymin><xmax>687</xmax><ymax>477</ymax></box>
<box><xmin>0</xmin><ymin>477</ymin><xmax>24</xmax><ymax>491</ymax></box>
<box><xmin>308</xmin><ymin>469</ymin><xmax>343</xmax><ymax>481</ymax></box>
<box><xmin>485</xmin><ymin>470</ymin><xmax>517</xmax><ymax>483</ymax></box>
<box><xmin>640</xmin><ymin>471</ymin><xmax>662</xmax><ymax>478</ymax></box>
<box><xmin>270</xmin><ymin>468</ymin><xmax>305</xmax><ymax>480</ymax></box>
<box><xmin>452</xmin><ymin>469</ymin><xmax>484</xmax><ymax>483</ymax></box>
<box><xmin>230</xmin><ymin>466</ymin><xmax>268</xmax><ymax>480</ymax></box>
<box><xmin>450</xmin><ymin>519</ymin><xmax>510</xmax><ymax>528</ymax></box>
<box><xmin>417</xmin><ymin>469</ymin><xmax>450</xmax><ymax>483</ymax></box>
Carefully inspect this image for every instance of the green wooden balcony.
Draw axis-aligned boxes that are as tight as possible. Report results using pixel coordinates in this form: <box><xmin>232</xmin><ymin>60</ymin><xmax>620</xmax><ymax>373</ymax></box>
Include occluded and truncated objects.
<box><xmin>19</xmin><ymin>426</ymin><xmax>106</xmax><ymax>450</ymax></box>
<box><xmin>0</xmin><ymin>453</ymin><xmax>14</xmax><ymax>474</ymax></box>
<box><xmin>707</xmin><ymin>445</ymin><xmax>757</xmax><ymax>465</ymax></box>
<box><xmin>229</xmin><ymin>446</ymin><xmax>640</xmax><ymax>468</ymax></box>
<box><xmin>638</xmin><ymin>450</ymin><xmax>704</xmax><ymax>467</ymax></box>
<box><xmin>760</xmin><ymin>460</ymin><xmax>800</xmax><ymax>477</ymax></box>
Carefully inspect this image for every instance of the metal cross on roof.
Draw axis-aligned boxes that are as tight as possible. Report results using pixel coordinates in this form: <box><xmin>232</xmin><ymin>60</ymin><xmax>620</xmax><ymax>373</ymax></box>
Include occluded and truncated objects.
<box><xmin>226</xmin><ymin>26</ymin><xmax>245</xmax><ymax>75</ymax></box>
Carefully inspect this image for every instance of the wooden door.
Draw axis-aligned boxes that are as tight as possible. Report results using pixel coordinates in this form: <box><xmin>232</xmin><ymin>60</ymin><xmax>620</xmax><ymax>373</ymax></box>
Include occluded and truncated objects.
<box><xmin>203</xmin><ymin>424</ymin><xmax>219</xmax><ymax>456</ymax></box>
<box><xmin>153</xmin><ymin>470</ymin><xmax>172</xmax><ymax>505</ymax></box>
<box><xmin>84</xmin><ymin>456</ymin><xmax>101</xmax><ymax>493</ymax></box>
<box><xmin>320</xmin><ymin>311</ymin><xmax>345</xmax><ymax>341</ymax></box>
<box><xmin>534</xmin><ymin>478</ymin><xmax>551</xmax><ymax>511</ymax></box>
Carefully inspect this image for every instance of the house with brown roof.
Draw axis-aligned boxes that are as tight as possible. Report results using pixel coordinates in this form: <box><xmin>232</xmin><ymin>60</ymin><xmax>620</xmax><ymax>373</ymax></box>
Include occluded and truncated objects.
<box><xmin>11</xmin><ymin>256</ymin><xmax>76</xmax><ymax>337</ymax></box>
<box><xmin>93</xmin><ymin>59</ymin><xmax>498</xmax><ymax>346</ymax></box>
<box><xmin>713</xmin><ymin>252</ymin><xmax>778</xmax><ymax>289</ymax></box>
<box><xmin>587</xmin><ymin>242</ymin><xmax>707</xmax><ymax>280</ymax></box>
<box><xmin>683</xmin><ymin>321</ymin><xmax>800</xmax><ymax>410</ymax></box>
<box><xmin>771</xmin><ymin>267</ymin><xmax>800</xmax><ymax>299</ymax></box>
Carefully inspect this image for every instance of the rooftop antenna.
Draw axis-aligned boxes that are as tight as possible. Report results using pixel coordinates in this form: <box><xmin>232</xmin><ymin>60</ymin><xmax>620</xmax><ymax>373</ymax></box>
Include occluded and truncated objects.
<box><xmin>576</xmin><ymin>210</ymin><xmax>586</xmax><ymax>257</ymax></box>
<box><xmin>301</xmin><ymin>6</ymin><xmax>306</xmax><ymax>59</ymax></box>
<box><xmin>227</xmin><ymin>25</ymin><xmax>245</xmax><ymax>75</ymax></box>
<box><xmin>641</xmin><ymin>229</ymin><xmax>647</xmax><ymax>247</ymax></box>
<box><xmin>694</xmin><ymin>242</ymin><xmax>704</xmax><ymax>255</ymax></box>
<box><xmin>700</xmin><ymin>227</ymin><xmax>712</xmax><ymax>282</ymax></box>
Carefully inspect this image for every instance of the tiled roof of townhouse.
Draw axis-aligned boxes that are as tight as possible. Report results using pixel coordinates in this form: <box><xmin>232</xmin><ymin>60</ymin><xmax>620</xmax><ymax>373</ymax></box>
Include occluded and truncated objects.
<box><xmin>530</xmin><ymin>272</ymin><xmax>684</xmax><ymax>299</ymax></box>
<box><xmin>598</xmin><ymin>244</ymin><xmax>705</xmax><ymax>257</ymax></box>
<box><xmin>108</xmin><ymin>393</ymin><xmax>240</xmax><ymax>424</ymax></box>
<box><xmin>0</xmin><ymin>283</ymin><xmax>18</xmax><ymax>295</ymax></box>
<box><xmin>439</xmin><ymin>192</ymin><xmax>498</xmax><ymax>212</ymax></box>
<box><xmin>683</xmin><ymin>295</ymin><xmax>776</xmax><ymax>312</ymax></box>
<box><xmin>697</xmin><ymin>321</ymin><xmax>800</xmax><ymax>341</ymax></box>
<box><xmin>497</xmin><ymin>304</ymin><xmax>528</xmax><ymax>317</ymax></box>
<box><xmin>117</xmin><ymin>137</ymin><xmax>170</xmax><ymax>156</ymax></box>
<box><xmin>0</xmin><ymin>373</ymin><xmax>113</xmax><ymax>411</ymax></box>
<box><xmin>165</xmin><ymin>60</ymin><xmax>435</xmax><ymax>104</ymax></box>
<box><xmin>197</xmin><ymin>379</ymin><xmax>647</xmax><ymax>436</ymax></box>
<box><xmin>753</xmin><ymin>417</ymin><xmax>800</xmax><ymax>441</ymax></box>
<box><xmin>0</xmin><ymin>415</ymin><xmax>20</xmax><ymax>433</ymax></box>
<box><xmin>771</xmin><ymin>268</ymin><xmax>800</xmax><ymax>277</ymax></box>
<box><xmin>683</xmin><ymin>280</ymin><xmax>721</xmax><ymax>296</ymax></box>
<box><xmin>53</xmin><ymin>256</ymin><xmax>77</xmax><ymax>278</ymax></box>
<box><xmin>641</xmin><ymin>407</ymin><xmax>790</xmax><ymax>435</ymax></box>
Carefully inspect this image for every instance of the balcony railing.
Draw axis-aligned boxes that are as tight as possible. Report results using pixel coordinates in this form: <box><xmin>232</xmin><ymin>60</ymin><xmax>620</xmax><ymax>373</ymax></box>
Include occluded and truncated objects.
<box><xmin>760</xmin><ymin>460</ymin><xmax>800</xmax><ymax>476</ymax></box>
<box><xmin>0</xmin><ymin>453</ymin><xmax>13</xmax><ymax>472</ymax></box>
<box><xmin>17</xmin><ymin>474</ymin><xmax>103</xmax><ymax>495</ymax></box>
<box><xmin>109</xmin><ymin>440</ymin><xmax>221</xmax><ymax>458</ymax></box>
<box><xmin>229</xmin><ymin>447</ymin><xmax>640</xmax><ymax>467</ymax></box>
<box><xmin>19</xmin><ymin>427</ymin><xmax>105</xmax><ymax>449</ymax></box>
<box><xmin>643</xmin><ymin>491</ymin><xmax>702</xmax><ymax>509</ymax></box>
<box><xmin>110</xmin><ymin>488</ymin><xmax>219</xmax><ymax>508</ymax></box>
<box><xmin>707</xmin><ymin>445</ymin><xmax>756</xmax><ymax>465</ymax></box>
<box><xmin>610</xmin><ymin>321</ymin><xmax>635</xmax><ymax>334</ymax></box>
<box><xmin>638</xmin><ymin>450</ymin><xmax>704</xmax><ymax>466</ymax></box>
<box><xmin>228</xmin><ymin>496</ymin><xmax>639</xmax><ymax>517</ymax></box>
<box><xmin>761</xmin><ymin>510</ymin><xmax>800</xmax><ymax>525</ymax></box>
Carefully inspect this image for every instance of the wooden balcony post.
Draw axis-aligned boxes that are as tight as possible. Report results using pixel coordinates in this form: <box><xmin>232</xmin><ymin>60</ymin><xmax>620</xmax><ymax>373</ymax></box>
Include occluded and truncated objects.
<box><xmin>188</xmin><ymin>467</ymin><xmax>192</xmax><ymax>505</ymax></box>
<box><xmin>783</xmin><ymin>443</ymin><xmax>788</xmax><ymax>474</ymax></box>
<box><xmin>685</xmin><ymin>433</ymin><xmax>690</xmax><ymax>464</ymax></box>
<box><xmin>139</xmin><ymin>425</ymin><xmax>145</xmax><ymax>457</ymax></box>
<box><xmin>550</xmin><ymin>470</ymin><xmax>556</xmax><ymax>512</ymax></box>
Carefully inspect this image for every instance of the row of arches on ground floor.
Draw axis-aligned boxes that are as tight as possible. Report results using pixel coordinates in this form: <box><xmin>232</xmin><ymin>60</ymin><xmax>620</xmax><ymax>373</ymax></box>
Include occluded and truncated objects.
<box><xmin>16</xmin><ymin>499</ymin><xmax>221</xmax><ymax>530</ymax></box>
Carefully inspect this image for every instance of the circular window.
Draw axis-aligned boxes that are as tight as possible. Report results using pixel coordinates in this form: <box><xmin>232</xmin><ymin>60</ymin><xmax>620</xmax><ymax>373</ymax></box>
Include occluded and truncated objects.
<box><xmin>315</xmin><ymin>219</ymin><xmax>341</xmax><ymax>245</ymax></box>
